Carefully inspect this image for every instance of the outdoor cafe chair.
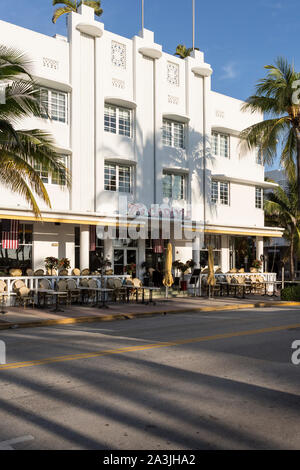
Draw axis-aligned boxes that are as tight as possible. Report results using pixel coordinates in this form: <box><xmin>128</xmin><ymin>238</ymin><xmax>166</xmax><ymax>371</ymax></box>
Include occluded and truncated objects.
<box><xmin>9</xmin><ymin>268</ymin><xmax>22</xmax><ymax>277</ymax></box>
<box><xmin>59</xmin><ymin>269</ymin><xmax>69</xmax><ymax>276</ymax></box>
<box><xmin>81</xmin><ymin>268</ymin><xmax>90</xmax><ymax>276</ymax></box>
<box><xmin>16</xmin><ymin>286</ymin><xmax>35</xmax><ymax>309</ymax></box>
<box><xmin>37</xmin><ymin>279</ymin><xmax>54</xmax><ymax>307</ymax></box>
<box><xmin>67</xmin><ymin>279</ymin><xmax>81</xmax><ymax>304</ymax></box>
<box><xmin>34</xmin><ymin>269</ymin><xmax>44</xmax><ymax>276</ymax></box>
<box><xmin>56</xmin><ymin>279</ymin><xmax>69</xmax><ymax>306</ymax></box>
<box><xmin>71</xmin><ymin>268</ymin><xmax>80</xmax><ymax>276</ymax></box>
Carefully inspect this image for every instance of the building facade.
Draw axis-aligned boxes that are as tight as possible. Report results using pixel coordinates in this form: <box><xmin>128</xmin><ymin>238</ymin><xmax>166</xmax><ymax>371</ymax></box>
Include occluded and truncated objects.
<box><xmin>0</xmin><ymin>5</ymin><xmax>283</xmax><ymax>277</ymax></box>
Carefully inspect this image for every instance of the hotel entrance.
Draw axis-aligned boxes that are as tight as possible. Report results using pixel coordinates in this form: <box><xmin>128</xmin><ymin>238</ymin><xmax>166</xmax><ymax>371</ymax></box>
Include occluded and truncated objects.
<box><xmin>113</xmin><ymin>239</ymin><xmax>138</xmax><ymax>276</ymax></box>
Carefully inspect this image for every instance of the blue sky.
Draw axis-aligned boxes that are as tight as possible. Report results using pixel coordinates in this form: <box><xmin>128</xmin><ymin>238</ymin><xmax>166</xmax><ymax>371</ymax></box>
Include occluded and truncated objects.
<box><xmin>1</xmin><ymin>0</ymin><xmax>299</xmax><ymax>101</ymax></box>
<box><xmin>0</xmin><ymin>0</ymin><xmax>298</xmax><ymax>169</ymax></box>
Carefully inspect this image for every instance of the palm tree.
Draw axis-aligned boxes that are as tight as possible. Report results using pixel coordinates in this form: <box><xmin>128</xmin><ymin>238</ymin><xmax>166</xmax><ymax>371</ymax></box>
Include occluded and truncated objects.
<box><xmin>240</xmin><ymin>57</ymin><xmax>300</xmax><ymax>209</ymax></box>
<box><xmin>265</xmin><ymin>178</ymin><xmax>300</xmax><ymax>280</ymax></box>
<box><xmin>52</xmin><ymin>0</ymin><xmax>103</xmax><ymax>23</ymax></box>
<box><xmin>0</xmin><ymin>45</ymin><xmax>70</xmax><ymax>216</ymax></box>
<box><xmin>174</xmin><ymin>44</ymin><xmax>199</xmax><ymax>59</ymax></box>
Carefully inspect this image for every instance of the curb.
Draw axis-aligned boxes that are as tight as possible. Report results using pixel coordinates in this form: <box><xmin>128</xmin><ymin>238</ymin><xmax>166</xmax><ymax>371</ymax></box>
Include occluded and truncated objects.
<box><xmin>0</xmin><ymin>301</ymin><xmax>299</xmax><ymax>331</ymax></box>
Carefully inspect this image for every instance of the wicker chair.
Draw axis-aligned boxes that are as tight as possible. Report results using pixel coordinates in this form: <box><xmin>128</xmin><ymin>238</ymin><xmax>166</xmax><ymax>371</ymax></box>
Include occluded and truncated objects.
<box><xmin>0</xmin><ymin>283</ymin><xmax>8</xmax><ymax>310</ymax></box>
<box><xmin>72</xmin><ymin>268</ymin><xmax>81</xmax><ymax>276</ymax></box>
<box><xmin>13</xmin><ymin>280</ymin><xmax>26</xmax><ymax>292</ymax></box>
<box><xmin>9</xmin><ymin>268</ymin><xmax>22</xmax><ymax>277</ymax></box>
<box><xmin>56</xmin><ymin>279</ymin><xmax>69</xmax><ymax>306</ymax></box>
<box><xmin>85</xmin><ymin>278</ymin><xmax>98</xmax><ymax>304</ymax></box>
<box><xmin>38</xmin><ymin>279</ymin><xmax>53</xmax><ymax>306</ymax></box>
<box><xmin>34</xmin><ymin>269</ymin><xmax>44</xmax><ymax>276</ymax></box>
<box><xmin>67</xmin><ymin>279</ymin><xmax>81</xmax><ymax>304</ymax></box>
<box><xmin>81</xmin><ymin>269</ymin><xmax>90</xmax><ymax>276</ymax></box>
<box><xmin>108</xmin><ymin>278</ymin><xmax>126</xmax><ymax>302</ymax></box>
<box><xmin>130</xmin><ymin>278</ymin><xmax>143</xmax><ymax>300</ymax></box>
<box><xmin>16</xmin><ymin>286</ymin><xmax>34</xmax><ymax>308</ymax></box>
<box><xmin>59</xmin><ymin>269</ymin><xmax>69</xmax><ymax>276</ymax></box>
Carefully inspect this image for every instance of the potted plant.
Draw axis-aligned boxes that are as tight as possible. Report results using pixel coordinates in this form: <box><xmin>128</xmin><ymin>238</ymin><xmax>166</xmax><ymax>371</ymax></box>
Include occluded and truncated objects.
<box><xmin>58</xmin><ymin>258</ymin><xmax>71</xmax><ymax>272</ymax></box>
<box><xmin>251</xmin><ymin>259</ymin><xmax>263</xmax><ymax>272</ymax></box>
<box><xmin>96</xmin><ymin>257</ymin><xmax>112</xmax><ymax>275</ymax></box>
<box><xmin>125</xmin><ymin>263</ymin><xmax>136</xmax><ymax>278</ymax></box>
<box><xmin>45</xmin><ymin>256</ymin><xmax>59</xmax><ymax>275</ymax></box>
<box><xmin>172</xmin><ymin>259</ymin><xmax>196</xmax><ymax>291</ymax></box>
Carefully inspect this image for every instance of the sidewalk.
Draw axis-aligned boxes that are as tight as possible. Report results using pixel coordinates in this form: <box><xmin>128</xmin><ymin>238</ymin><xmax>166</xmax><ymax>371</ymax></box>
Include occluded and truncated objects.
<box><xmin>0</xmin><ymin>296</ymin><xmax>299</xmax><ymax>331</ymax></box>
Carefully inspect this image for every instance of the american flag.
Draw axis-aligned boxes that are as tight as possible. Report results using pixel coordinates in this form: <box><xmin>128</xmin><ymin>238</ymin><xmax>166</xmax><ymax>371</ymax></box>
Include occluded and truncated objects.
<box><xmin>1</xmin><ymin>219</ymin><xmax>19</xmax><ymax>250</ymax></box>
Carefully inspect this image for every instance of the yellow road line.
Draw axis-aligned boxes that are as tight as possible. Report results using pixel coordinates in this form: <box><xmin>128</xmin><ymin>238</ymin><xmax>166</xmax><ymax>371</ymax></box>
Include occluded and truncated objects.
<box><xmin>1</xmin><ymin>321</ymin><xmax>300</xmax><ymax>371</ymax></box>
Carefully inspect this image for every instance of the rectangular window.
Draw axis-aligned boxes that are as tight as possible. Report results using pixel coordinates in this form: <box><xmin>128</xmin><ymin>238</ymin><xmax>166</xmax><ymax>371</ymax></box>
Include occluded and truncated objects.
<box><xmin>40</xmin><ymin>88</ymin><xmax>67</xmax><ymax>123</ymax></box>
<box><xmin>163</xmin><ymin>172</ymin><xmax>185</xmax><ymax>200</ymax></box>
<box><xmin>34</xmin><ymin>156</ymin><xmax>67</xmax><ymax>186</ymax></box>
<box><xmin>212</xmin><ymin>132</ymin><xmax>219</xmax><ymax>156</ymax></box>
<box><xmin>104</xmin><ymin>104</ymin><xmax>132</xmax><ymax>137</ymax></box>
<box><xmin>211</xmin><ymin>132</ymin><xmax>229</xmax><ymax>158</ymax></box>
<box><xmin>104</xmin><ymin>163</ymin><xmax>132</xmax><ymax>193</ymax></box>
<box><xmin>211</xmin><ymin>180</ymin><xmax>219</xmax><ymax>204</ymax></box>
<box><xmin>256</xmin><ymin>147</ymin><xmax>263</xmax><ymax>165</ymax></box>
<box><xmin>162</xmin><ymin>119</ymin><xmax>185</xmax><ymax>149</ymax></box>
<box><xmin>211</xmin><ymin>180</ymin><xmax>229</xmax><ymax>205</ymax></box>
<box><xmin>255</xmin><ymin>187</ymin><xmax>263</xmax><ymax>209</ymax></box>
<box><xmin>104</xmin><ymin>105</ymin><xmax>117</xmax><ymax>134</ymax></box>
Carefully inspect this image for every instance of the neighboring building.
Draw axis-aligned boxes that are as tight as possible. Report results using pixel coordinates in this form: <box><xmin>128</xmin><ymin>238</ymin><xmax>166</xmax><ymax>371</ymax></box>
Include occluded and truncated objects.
<box><xmin>0</xmin><ymin>5</ymin><xmax>283</xmax><ymax>276</ymax></box>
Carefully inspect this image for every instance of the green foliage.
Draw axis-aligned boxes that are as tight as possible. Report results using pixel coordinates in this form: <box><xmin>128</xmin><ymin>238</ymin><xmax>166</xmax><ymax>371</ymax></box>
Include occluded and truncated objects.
<box><xmin>44</xmin><ymin>257</ymin><xmax>59</xmax><ymax>270</ymax></box>
<box><xmin>0</xmin><ymin>46</ymin><xmax>70</xmax><ymax>216</ymax></box>
<box><xmin>52</xmin><ymin>0</ymin><xmax>103</xmax><ymax>23</ymax></box>
<box><xmin>241</xmin><ymin>57</ymin><xmax>300</xmax><ymax>184</ymax></box>
<box><xmin>281</xmin><ymin>284</ymin><xmax>300</xmax><ymax>301</ymax></box>
<box><xmin>265</xmin><ymin>179</ymin><xmax>300</xmax><ymax>254</ymax></box>
<box><xmin>174</xmin><ymin>44</ymin><xmax>199</xmax><ymax>59</ymax></box>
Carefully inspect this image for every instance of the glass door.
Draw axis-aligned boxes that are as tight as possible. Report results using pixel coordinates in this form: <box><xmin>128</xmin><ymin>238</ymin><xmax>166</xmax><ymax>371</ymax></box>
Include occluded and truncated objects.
<box><xmin>113</xmin><ymin>248</ymin><xmax>137</xmax><ymax>276</ymax></box>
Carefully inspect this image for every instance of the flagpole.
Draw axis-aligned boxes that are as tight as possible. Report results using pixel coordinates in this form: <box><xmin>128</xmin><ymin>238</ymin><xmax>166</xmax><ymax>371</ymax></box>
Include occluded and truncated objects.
<box><xmin>192</xmin><ymin>0</ymin><xmax>195</xmax><ymax>51</ymax></box>
<box><xmin>142</xmin><ymin>0</ymin><xmax>144</xmax><ymax>34</ymax></box>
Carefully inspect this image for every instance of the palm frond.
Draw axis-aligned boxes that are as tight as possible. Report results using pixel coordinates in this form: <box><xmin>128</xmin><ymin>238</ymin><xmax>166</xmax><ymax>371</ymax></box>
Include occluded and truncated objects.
<box><xmin>52</xmin><ymin>6</ymin><xmax>73</xmax><ymax>23</ymax></box>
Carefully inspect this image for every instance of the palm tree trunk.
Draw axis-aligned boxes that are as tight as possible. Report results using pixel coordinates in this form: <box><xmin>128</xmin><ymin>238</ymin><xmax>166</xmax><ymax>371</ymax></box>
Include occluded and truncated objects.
<box><xmin>295</xmin><ymin>128</ymin><xmax>300</xmax><ymax>210</ymax></box>
<box><xmin>290</xmin><ymin>237</ymin><xmax>295</xmax><ymax>280</ymax></box>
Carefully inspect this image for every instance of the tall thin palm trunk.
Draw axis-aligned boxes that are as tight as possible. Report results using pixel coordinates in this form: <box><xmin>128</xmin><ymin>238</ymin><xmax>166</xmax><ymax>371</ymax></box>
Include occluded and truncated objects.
<box><xmin>290</xmin><ymin>236</ymin><xmax>295</xmax><ymax>280</ymax></box>
<box><xmin>294</xmin><ymin>128</ymin><xmax>300</xmax><ymax>210</ymax></box>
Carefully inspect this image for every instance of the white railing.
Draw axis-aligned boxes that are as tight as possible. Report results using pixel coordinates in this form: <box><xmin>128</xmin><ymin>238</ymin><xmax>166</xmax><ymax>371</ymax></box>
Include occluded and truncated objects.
<box><xmin>0</xmin><ymin>274</ymin><xmax>130</xmax><ymax>306</ymax></box>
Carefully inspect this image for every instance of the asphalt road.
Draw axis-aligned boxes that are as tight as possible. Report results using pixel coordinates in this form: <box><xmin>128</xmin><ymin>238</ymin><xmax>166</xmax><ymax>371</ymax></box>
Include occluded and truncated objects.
<box><xmin>0</xmin><ymin>306</ymin><xmax>300</xmax><ymax>450</ymax></box>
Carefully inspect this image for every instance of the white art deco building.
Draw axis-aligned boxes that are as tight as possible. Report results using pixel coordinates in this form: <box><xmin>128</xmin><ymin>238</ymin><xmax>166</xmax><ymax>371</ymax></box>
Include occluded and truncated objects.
<box><xmin>0</xmin><ymin>5</ymin><xmax>283</xmax><ymax>277</ymax></box>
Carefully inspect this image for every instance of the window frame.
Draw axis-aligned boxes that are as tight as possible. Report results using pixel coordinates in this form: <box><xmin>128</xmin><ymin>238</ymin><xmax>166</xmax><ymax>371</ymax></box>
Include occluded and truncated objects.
<box><xmin>104</xmin><ymin>162</ymin><xmax>133</xmax><ymax>194</ymax></box>
<box><xmin>211</xmin><ymin>131</ymin><xmax>230</xmax><ymax>158</ymax></box>
<box><xmin>256</xmin><ymin>146</ymin><xmax>264</xmax><ymax>165</ymax></box>
<box><xmin>34</xmin><ymin>155</ymin><xmax>68</xmax><ymax>186</ymax></box>
<box><xmin>162</xmin><ymin>119</ymin><xmax>185</xmax><ymax>149</ymax></box>
<box><xmin>162</xmin><ymin>172</ymin><xmax>186</xmax><ymax>201</ymax></box>
<box><xmin>211</xmin><ymin>180</ymin><xmax>230</xmax><ymax>206</ymax></box>
<box><xmin>40</xmin><ymin>87</ymin><xmax>68</xmax><ymax>124</ymax></box>
<box><xmin>255</xmin><ymin>186</ymin><xmax>263</xmax><ymax>209</ymax></box>
<box><xmin>104</xmin><ymin>103</ymin><xmax>133</xmax><ymax>138</ymax></box>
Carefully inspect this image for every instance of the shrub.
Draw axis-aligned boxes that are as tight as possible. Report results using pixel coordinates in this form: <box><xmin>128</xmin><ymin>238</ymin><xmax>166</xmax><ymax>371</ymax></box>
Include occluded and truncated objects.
<box><xmin>281</xmin><ymin>285</ymin><xmax>300</xmax><ymax>301</ymax></box>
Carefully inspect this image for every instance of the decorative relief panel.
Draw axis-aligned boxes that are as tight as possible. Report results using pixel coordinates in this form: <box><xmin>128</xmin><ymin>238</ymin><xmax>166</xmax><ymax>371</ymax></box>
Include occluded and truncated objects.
<box><xmin>112</xmin><ymin>78</ymin><xmax>125</xmax><ymax>89</ymax></box>
<box><xmin>111</xmin><ymin>41</ymin><xmax>126</xmax><ymax>69</ymax></box>
<box><xmin>43</xmin><ymin>57</ymin><xmax>59</xmax><ymax>70</ymax></box>
<box><xmin>216</xmin><ymin>110</ymin><xmax>225</xmax><ymax>118</ymax></box>
<box><xmin>167</xmin><ymin>62</ymin><xmax>179</xmax><ymax>86</ymax></box>
<box><xmin>168</xmin><ymin>95</ymin><xmax>179</xmax><ymax>105</ymax></box>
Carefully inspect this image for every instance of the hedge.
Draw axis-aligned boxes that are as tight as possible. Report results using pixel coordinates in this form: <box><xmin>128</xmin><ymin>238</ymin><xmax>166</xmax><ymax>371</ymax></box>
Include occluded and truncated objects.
<box><xmin>281</xmin><ymin>284</ymin><xmax>300</xmax><ymax>301</ymax></box>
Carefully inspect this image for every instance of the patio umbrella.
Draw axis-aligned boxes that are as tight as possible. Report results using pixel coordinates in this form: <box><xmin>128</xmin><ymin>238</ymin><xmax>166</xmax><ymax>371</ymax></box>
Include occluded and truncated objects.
<box><xmin>207</xmin><ymin>246</ymin><xmax>216</xmax><ymax>298</ymax></box>
<box><xmin>163</xmin><ymin>242</ymin><xmax>174</xmax><ymax>298</ymax></box>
